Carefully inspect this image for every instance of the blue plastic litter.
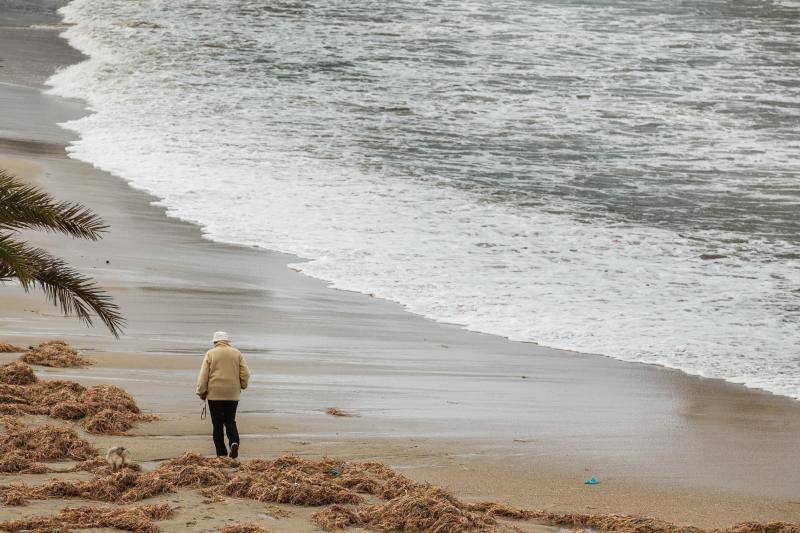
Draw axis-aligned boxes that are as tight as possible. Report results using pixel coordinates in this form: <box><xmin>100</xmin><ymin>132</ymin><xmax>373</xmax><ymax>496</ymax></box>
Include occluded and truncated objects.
<box><xmin>584</xmin><ymin>477</ymin><xmax>600</xmax><ymax>485</ymax></box>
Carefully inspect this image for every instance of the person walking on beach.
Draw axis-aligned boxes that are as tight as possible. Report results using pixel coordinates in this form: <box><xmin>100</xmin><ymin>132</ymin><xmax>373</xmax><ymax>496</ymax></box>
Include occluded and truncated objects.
<box><xmin>196</xmin><ymin>331</ymin><xmax>250</xmax><ymax>458</ymax></box>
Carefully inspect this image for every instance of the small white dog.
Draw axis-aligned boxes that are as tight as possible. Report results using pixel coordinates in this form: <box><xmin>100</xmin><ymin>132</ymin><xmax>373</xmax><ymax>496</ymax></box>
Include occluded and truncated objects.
<box><xmin>106</xmin><ymin>446</ymin><xmax>131</xmax><ymax>471</ymax></box>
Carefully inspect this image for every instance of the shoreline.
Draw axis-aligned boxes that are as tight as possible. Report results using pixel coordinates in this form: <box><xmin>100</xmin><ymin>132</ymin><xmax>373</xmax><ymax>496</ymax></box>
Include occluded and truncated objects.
<box><xmin>48</xmin><ymin>1</ymin><xmax>800</xmax><ymax>404</ymax></box>
<box><xmin>6</xmin><ymin>0</ymin><xmax>799</xmax><ymax>406</ymax></box>
<box><xmin>1</xmin><ymin>1</ymin><xmax>800</xmax><ymax>528</ymax></box>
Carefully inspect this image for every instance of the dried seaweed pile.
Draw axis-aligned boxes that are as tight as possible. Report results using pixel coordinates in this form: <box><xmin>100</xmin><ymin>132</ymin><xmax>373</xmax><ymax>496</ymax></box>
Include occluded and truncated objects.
<box><xmin>0</xmin><ymin>502</ymin><xmax>174</xmax><ymax>533</ymax></box>
<box><xmin>325</xmin><ymin>407</ymin><xmax>356</xmax><ymax>417</ymax></box>
<box><xmin>79</xmin><ymin>383</ymin><xmax>160</xmax><ymax>435</ymax></box>
<box><xmin>0</xmin><ymin>450</ymin><xmax>50</xmax><ymax>475</ymax></box>
<box><xmin>21</xmin><ymin>341</ymin><xmax>93</xmax><ymax>368</ymax></box>
<box><xmin>0</xmin><ymin>452</ymin><xmax>237</xmax><ymax>506</ymax></box>
<box><xmin>200</xmin><ymin>454</ymin><xmax>403</xmax><ymax>507</ymax></box>
<box><xmin>300</xmin><ymin>464</ymin><xmax>800</xmax><ymax>533</ymax></box>
<box><xmin>0</xmin><ymin>469</ymin><xmax>169</xmax><ymax>506</ymax></box>
<box><xmin>0</xmin><ymin>442</ymin><xmax>797</xmax><ymax>533</ymax></box>
<box><xmin>0</xmin><ymin>344</ymin><xmax>23</xmax><ymax>354</ymax></box>
<box><xmin>0</xmin><ymin>362</ymin><xmax>157</xmax><ymax>434</ymax></box>
<box><xmin>311</xmin><ymin>484</ymin><xmax>507</xmax><ymax>532</ymax></box>
<box><xmin>0</xmin><ymin>424</ymin><xmax>97</xmax><ymax>462</ymax></box>
<box><xmin>72</xmin><ymin>456</ymin><xmax>141</xmax><ymax>476</ymax></box>
<box><xmin>0</xmin><ymin>362</ymin><xmax>37</xmax><ymax>386</ymax></box>
<box><xmin>312</xmin><ymin>494</ymin><xmax>800</xmax><ymax>533</ymax></box>
<box><xmin>313</xmin><ymin>499</ymin><xmax>800</xmax><ymax>533</ymax></box>
<box><xmin>220</xmin><ymin>523</ymin><xmax>272</xmax><ymax>533</ymax></box>
<box><xmin>0</xmin><ymin>453</ymin><xmax>371</xmax><ymax>509</ymax></box>
<box><xmin>0</xmin><ymin>422</ymin><xmax>98</xmax><ymax>477</ymax></box>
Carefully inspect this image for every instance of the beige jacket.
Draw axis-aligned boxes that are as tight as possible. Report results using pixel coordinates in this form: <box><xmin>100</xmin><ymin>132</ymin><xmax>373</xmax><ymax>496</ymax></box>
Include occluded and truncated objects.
<box><xmin>196</xmin><ymin>342</ymin><xmax>250</xmax><ymax>401</ymax></box>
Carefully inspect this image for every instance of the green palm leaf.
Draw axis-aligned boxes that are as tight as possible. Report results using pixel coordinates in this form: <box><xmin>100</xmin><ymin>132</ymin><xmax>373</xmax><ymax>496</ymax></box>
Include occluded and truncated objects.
<box><xmin>0</xmin><ymin>170</ymin><xmax>124</xmax><ymax>337</ymax></box>
<box><xmin>0</xmin><ymin>170</ymin><xmax>107</xmax><ymax>239</ymax></box>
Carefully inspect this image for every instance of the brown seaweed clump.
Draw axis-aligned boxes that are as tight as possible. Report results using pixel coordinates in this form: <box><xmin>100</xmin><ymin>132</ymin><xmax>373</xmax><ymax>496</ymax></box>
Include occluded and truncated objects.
<box><xmin>81</xmin><ymin>408</ymin><xmax>136</xmax><ymax>434</ymax></box>
<box><xmin>0</xmin><ymin>503</ymin><xmax>174</xmax><ymax>533</ymax></box>
<box><xmin>0</xmin><ymin>469</ymin><xmax>174</xmax><ymax>506</ymax></box>
<box><xmin>49</xmin><ymin>400</ymin><xmax>86</xmax><ymax>420</ymax></box>
<box><xmin>33</xmin><ymin>380</ymin><xmax>87</xmax><ymax>419</ymax></box>
<box><xmin>724</xmin><ymin>524</ymin><xmax>800</xmax><ymax>533</ymax></box>
<box><xmin>0</xmin><ymin>452</ymin><xmax>232</xmax><ymax>507</ymax></box>
<box><xmin>0</xmin><ymin>362</ymin><xmax>37</xmax><ymax>385</ymax></box>
<box><xmin>313</xmin><ymin>493</ymin><xmax>800</xmax><ymax>533</ymax></box>
<box><xmin>311</xmin><ymin>485</ymin><xmax>499</xmax><ymax>533</ymax></box>
<box><xmin>206</xmin><ymin>455</ymin><xmax>368</xmax><ymax>507</ymax></box>
<box><xmin>312</xmin><ymin>506</ymin><xmax>361</xmax><ymax>532</ymax></box>
<box><xmin>0</xmin><ymin>415</ymin><xmax>22</xmax><ymax>432</ymax></box>
<box><xmin>0</xmin><ymin>447</ymin><xmax>797</xmax><ymax>533</ymax></box>
<box><xmin>78</xmin><ymin>384</ymin><xmax>159</xmax><ymax>435</ymax></box>
<box><xmin>0</xmin><ymin>364</ymin><xmax>157</xmax><ymax>434</ymax></box>
<box><xmin>0</xmin><ymin>450</ymin><xmax>50</xmax><ymax>474</ymax></box>
<box><xmin>0</xmin><ymin>343</ymin><xmax>23</xmax><ymax>353</ymax></box>
<box><xmin>324</xmin><ymin>407</ymin><xmax>356</xmax><ymax>417</ymax></box>
<box><xmin>0</xmin><ymin>424</ymin><xmax>97</xmax><ymax>462</ymax></box>
<box><xmin>0</xmin><ymin>384</ymin><xmax>30</xmax><ymax>412</ymax></box>
<box><xmin>0</xmin><ymin>423</ymin><xmax>95</xmax><ymax>478</ymax></box>
<box><xmin>0</xmin><ymin>377</ymin><xmax>88</xmax><ymax>418</ymax></box>
<box><xmin>220</xmin><ymin>523</ymin><xmax>273</xmax><ymax>533</ymax></box>
<box><xmin>72</xmin><ymin>456</ymin><xmax>142</xmax><ymax>476</ymax></box>
<box><xmin>21</xmin><ymin>340</ymin><xmax>93</xmax><ymax>368</ymax></box>
<box><xmin>160</xmin><ymin>451</ymin><xmax>238</xmax><ymax>470</ymax></box>
<box><xmin>82</xmin><ymin>384</ymin><xmax>140</xmax><ymax>414</ymax></box>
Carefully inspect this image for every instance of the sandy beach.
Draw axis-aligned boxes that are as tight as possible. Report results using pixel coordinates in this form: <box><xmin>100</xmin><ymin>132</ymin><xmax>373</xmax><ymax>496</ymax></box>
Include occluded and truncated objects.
<box><xmin>1</xmin><ymin>1</ymin><xmax>800</xmax><ymax>531</ymax></box>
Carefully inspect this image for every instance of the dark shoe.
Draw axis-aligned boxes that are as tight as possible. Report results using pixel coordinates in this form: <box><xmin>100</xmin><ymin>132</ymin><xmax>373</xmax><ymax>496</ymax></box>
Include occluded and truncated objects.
<box><xmin>229</xmin><ymin>442</ymin><xmax>239</xmax><ymax>459</ymax></box>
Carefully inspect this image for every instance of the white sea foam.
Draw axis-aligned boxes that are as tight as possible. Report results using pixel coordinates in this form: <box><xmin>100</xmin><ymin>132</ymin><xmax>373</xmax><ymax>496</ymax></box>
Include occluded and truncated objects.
<box><xmin>49</xmin><ymin>0</ymin><xmax>800</xmax><ymax>398</ymax></box>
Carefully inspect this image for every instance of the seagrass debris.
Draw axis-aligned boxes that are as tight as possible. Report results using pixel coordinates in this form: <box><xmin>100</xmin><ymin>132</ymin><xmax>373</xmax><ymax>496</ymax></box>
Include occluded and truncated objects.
<box><xmin>0</xmin><ymin>453</ymin><xmax>374</xmax><ymax>507</ymax></box>
<box><xmin>21</xmin><ymin>340</ymin><xmax>93</xmax><ymax>368</ymax></box>
<box><xmin>0</xmin><ymin>449</ymin><xmax>797</xmax><ymax>533</ymax></box>
<box><xmin>0</xmin><ymin>450</ymin><xmax>141</xmax><ymax>476</ymax></box>
<box><xmin>82</xmin><ymin>383</ymin><xmax>141</xmax><ymax>414</ymax></box>
<box><xmin>0</xmin><ymin>362</ymin><xmax>158</xmax><ymax>434</ymax></box>
<box><xmin>0</xmin><ymin>502</ymin><xmax>174</xmax><ymax>533</ymax></box>
<box><xmin>0</xmin><ymin>362</ymin><xmax>36</xmax><ymax>385</ymax></box>
<box><xmin>725</xmin><ymin>525</ymin><xmax>800</xmax><ymax>533</ymax></box>
<box><xmin>0</xmin><ymin>469</ymin><xmax>173</xmax><ymax>506</ymax></box>
<box><xmin>72</xmin><ymin>456</ymin><xmax>141</xmax><ymax>475</ymax></box>
<box><xmin>0</xmin><ymin>450</ymin><xmax>50</xmax><ymax>474</ymax></box>
<box><xmin>311</xmin><ymin>486</ymin><xmax>499</xmax><ymax>533</ymax></box>
<box><xmin>0</xmin><ymin>344</ymin><xmax>23</xmax><ymax>353</ymax></box>
<box><xmin>200</xmin><ymin>454</ymin><xmax>409</xmax><ymax>506</ymax></box>
<box><xmin>220</xmin><ymin>523</ymin><xmax>272</xmax><ymax>533</ymax></box>
<box><xmin>81</xmin><ymin>408</ymin><xmax>158</xmax><ymax>435</ymax></box>
<box><xmin>325</xmin><ymin>407</ymin><xmax>356</xmax><ymax>417</ymax></box>
<box><xmin>0</xmin><ymin>415</ymin><xmax>22</xmax><ymax>431</ymax></box>
<box><xmin>160</xmin><ymin>451</ymin><xmax>238</xmax><ymax>469</ymax></box>
<box><xmin>313</xmin><ymin>499</ymin><xmax>800</xmax><ymax>533</ymax></box>
<box><xmin>264</xmin><ymin>505</ymin><xmax>292</xmax><ymax>518</ymax></box>
<box><xmin>0</xmin><ymin>452</ymin><xmax>237</xmax><ymax>506</ymax></box>
<box><xmin>78</xmin><ymin>384</ymin><xmax>159</xmax><ymax>435</ymax></box>
<box><xmin>197</xmin><ymin>455</ymin><xmax>800</xmax><ymax>533</ymax></box>
<box><xmin>0</xmin><ymin>424</ymin><xmax>97</xmax><ymax>462</ymax></box>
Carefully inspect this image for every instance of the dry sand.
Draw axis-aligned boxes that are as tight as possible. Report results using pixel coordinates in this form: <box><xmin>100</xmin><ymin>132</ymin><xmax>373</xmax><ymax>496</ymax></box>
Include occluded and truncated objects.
<box><xmin>1</xmin><ymin>1</ymin><xmax>800</xmax><ymax>530</ymax></box>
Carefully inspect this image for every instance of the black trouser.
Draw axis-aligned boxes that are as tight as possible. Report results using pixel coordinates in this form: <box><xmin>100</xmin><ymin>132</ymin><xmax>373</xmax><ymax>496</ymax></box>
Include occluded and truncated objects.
<box><xmin>207</xmin><ymin>400</ymin><xmax>239</xmax><ymax>457</ymax></box>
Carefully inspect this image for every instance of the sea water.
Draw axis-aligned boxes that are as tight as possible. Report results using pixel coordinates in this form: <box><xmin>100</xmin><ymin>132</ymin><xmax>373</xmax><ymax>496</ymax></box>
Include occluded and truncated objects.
<box><xmin>49</xmin><ymin>0</ymin><xmax>800</xmax><ymax>398</ymax></box>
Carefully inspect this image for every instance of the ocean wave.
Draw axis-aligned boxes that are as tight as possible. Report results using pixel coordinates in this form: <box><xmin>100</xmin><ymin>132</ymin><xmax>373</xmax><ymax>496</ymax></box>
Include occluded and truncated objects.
<box><xmin>49</xmin><ymin>0</ymin><xmax>800</xmax><ymax>399</ymax></box>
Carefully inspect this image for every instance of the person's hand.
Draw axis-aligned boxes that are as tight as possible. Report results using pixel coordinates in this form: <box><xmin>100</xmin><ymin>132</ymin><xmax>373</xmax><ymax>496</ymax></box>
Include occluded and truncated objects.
<box><xmin>198</xmin><ymin>392</ymin><xmax>207</xmax><ymax>401</ymax></box>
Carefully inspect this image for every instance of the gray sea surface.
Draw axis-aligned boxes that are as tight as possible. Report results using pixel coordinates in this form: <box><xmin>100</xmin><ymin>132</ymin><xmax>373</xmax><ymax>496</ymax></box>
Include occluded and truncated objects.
<box><xmin>49</xmin><ymin>0</ymin><xmax>800</xmax><ymax>397</ymax></box>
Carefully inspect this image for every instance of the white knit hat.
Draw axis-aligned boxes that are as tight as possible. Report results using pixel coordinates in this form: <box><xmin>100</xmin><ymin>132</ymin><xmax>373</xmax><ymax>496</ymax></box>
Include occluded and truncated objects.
<box><xmin>212</xmin><ymin>331</ymin><xmax>230</xmax><ymax>343</ymax></box>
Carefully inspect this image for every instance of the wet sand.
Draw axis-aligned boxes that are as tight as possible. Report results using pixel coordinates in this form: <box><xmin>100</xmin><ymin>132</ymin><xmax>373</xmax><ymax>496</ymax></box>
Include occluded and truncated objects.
<box><xmin>1</xmin><ymin>1</ymin><xmax>800</xmax><ymax>529</ymax></box>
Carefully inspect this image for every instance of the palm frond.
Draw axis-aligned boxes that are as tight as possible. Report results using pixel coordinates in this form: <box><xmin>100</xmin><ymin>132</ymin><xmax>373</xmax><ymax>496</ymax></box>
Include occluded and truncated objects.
<box><xmin>0</xmin><ymin>170</ymin><xmax>107</xmax><ymax>239</ymax></box>
<box><xmin>0</xmin><ymin>236</ymin><xmax>125</xmax><ymax>337</ymax></box>
<box><xmin>0</xmin><ymin>233</ymin><xmax>34</xmax><ymax>287</ymax></box>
